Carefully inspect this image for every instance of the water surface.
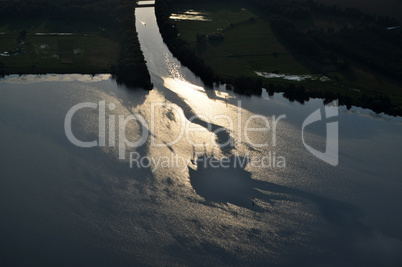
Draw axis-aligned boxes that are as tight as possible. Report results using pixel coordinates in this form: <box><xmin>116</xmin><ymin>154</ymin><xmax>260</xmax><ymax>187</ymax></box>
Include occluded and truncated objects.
<box><xmin>0</xmin><ymin>6</ymin><xmax>401</xmax><ymax>266</ymax></box>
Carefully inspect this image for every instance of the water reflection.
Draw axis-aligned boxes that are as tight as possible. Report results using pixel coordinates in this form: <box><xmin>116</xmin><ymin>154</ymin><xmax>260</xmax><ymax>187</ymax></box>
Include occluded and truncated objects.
<box><xmin>190</xmin><ymin>155</ymin><xmax>362</xmax><ymax>223</ymax></box>
<box><xmin>170</xmin><ymin>11</ymin><xmax>211</xmax><ymax>21</ymax></box>
<box><xmin>0</xmin><ymin>74</ymin><xmax>112</xmax><ymax>84</ymax></box>
<box><xmin>256</xmin><ymin>71</ymin><xmax>330</xmax><ymax>82</ymax></box>
<box><xmin>0</xmin><ymin>4</ymin><xmax>401</xmax><ymax>266</ymax></box>
<box><xmin>135</xmin><ymin>5</ymin><xmax>402</xmax><ymax>264</ymax></box>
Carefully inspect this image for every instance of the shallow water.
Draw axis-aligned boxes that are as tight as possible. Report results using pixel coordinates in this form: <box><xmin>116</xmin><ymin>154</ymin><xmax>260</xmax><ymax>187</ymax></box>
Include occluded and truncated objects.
<box><xmin>256</xmin><ymin>71</ymin><xmax>330</xmax><ymax>82</ymax></box>
<box><xmin>170</xmin><ymin>11</ymin><xmax>211</xmax><ymax>21</ymax></box>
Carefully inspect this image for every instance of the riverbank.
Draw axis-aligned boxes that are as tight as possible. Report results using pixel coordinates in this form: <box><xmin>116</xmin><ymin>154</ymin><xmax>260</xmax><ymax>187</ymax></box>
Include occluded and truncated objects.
<box><xmin>0</xmin><ymin>0</ymin><xmax>152</xmax><ymax>89</ymax></box>
<box><xmin>155</xmin><ymin>0</ymin><xmax>402</xmax><ymax>116</ymax></box>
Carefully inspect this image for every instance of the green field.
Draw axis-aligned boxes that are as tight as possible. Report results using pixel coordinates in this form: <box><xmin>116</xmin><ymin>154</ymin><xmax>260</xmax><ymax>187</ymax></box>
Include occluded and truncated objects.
<box><xmin>171</xmin><ymin>1</ymin><xmax>402</xmax><ymax>108</ymax></box>
<box><xmin>0</xmin><ymin>19</ymin><xmax>118</xmax><ymax>74</ymax></box>
<box><xmin>172</xmin><ymin>2</ymin><xmax>308</xmax><ymax>80</ymax></box>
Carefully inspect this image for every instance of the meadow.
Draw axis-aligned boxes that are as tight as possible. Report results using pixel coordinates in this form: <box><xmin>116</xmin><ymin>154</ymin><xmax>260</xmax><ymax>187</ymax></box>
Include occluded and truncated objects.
<box><xmin>170</xmin><ymin>1</ymin><xmax>402</xmax><ymax>110</ymax></box>
<box><xmin>0</xmin><ymin>19</ymin><xmax>118</xmax><ymax>74</ymax></box>
<box><xmin>171</xmin><ymin>2</ymin><xmax>308</xmax><ymax>80</ymax></box>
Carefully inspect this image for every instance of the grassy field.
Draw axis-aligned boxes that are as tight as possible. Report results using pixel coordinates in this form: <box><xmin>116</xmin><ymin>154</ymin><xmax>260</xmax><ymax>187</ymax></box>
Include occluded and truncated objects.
<box><xmin>0</xmin><ymin>19</ymin><xmax>118</xmax><ymax>74</ymax></box>
<box><xmin>172</xmin><ymin>2</ymin><xmax>308</xmax><ymax>80</ymax></box>
<box><xmin>171</xmin><ymin>1</ymin><xmax>402</xmax><ymax>108</ymax></box>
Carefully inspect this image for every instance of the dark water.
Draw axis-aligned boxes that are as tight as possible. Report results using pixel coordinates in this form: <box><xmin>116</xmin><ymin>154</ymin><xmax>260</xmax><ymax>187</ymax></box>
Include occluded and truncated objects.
<box><xmin>0</xmin><ymin>5</ymin><xmax>402</xmax><ymax>266</ymax></box>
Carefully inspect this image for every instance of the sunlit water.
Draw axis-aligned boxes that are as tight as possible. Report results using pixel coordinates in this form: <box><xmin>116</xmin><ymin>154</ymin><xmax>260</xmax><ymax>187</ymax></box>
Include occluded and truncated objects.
<box><xmin>0</xmin><ymin>6</ymin><xmax>402</xmax><ymax>266</ymax></box>
<box><xmin>170</xmin><ymin>11</ymin><xmax>211</xmax><ymax>21</ymax></box>
<box><xmin>255</xmin><ymin>71</ymin><xmax>330</xmax><ymax>82</ymax></box>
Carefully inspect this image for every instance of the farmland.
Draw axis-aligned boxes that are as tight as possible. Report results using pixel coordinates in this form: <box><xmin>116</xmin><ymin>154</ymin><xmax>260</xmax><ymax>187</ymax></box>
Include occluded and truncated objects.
<box><xmin>0</xmin><ymin>0</ymin><xmax>152</xmax><ymax>89</ymax></box>
<box><xmin>165</xmin><ymin>0</ymin><xmax>402</xmax><ymax>113</ymax></box>
<box><xmin>0</xmin><ymin>20</ymin><xmax>118</xmax><ymax>74</ymax></box>
<box><xmin>171</xmin><ymin>2</ymin><xmax>308</xmax><ymax>80</ymax></box>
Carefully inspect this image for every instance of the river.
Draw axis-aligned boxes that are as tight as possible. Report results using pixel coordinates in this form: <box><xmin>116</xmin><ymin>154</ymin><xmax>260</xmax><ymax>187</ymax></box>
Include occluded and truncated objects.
<box><xmin>0</xmin><ymin>5</ymin><xmax>401</xmax><ymax>266</ymax></box>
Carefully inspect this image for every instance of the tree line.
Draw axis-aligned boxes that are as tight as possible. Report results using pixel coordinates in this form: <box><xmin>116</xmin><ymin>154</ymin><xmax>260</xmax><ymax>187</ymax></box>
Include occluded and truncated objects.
<box><xmin>155</xmin><ymin>0</ymin><xmax>402</xmax><ymax>115</ymax></box>
<box><xmin>115</xmin><ymin>0</ymin><xmax>152</xmax><ymax>89</ymax></box>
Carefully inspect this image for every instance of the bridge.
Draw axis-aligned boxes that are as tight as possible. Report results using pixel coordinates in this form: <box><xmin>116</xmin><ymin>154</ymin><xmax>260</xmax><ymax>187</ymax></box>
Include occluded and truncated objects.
<box><xmin>136</xmin><ymin>0</ymin><xmax>155</xmax><ymax>8</ymax></box>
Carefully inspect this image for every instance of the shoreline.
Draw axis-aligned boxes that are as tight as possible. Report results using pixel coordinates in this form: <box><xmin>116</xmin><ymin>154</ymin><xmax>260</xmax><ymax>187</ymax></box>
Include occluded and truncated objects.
<box><xmin>154</xmin><ymin>0</ymin><xmax>402</xmax><ymax>116</ymax></box>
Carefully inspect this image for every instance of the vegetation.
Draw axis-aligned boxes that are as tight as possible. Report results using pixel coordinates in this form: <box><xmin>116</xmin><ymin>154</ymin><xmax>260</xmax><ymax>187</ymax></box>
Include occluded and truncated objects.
<box><xmin>0</xmin><ymin>28</ymin><xmax>118</xmax><ymax>74</ymax></box>
<box><xmin>115</xmin><ymin>0</ymin><xmax>152</xmax><ymax>89</ymax></box>
<box><xmin>155</xmin><ymin>0</ymin><xmax>402</xmax><ymax>115</ymax></box>
<box><xmin>309</xmin><ymin>0</ymin><xmax>402</xmax><ymax>24</ymax></box>
<box><xmin>0</xmin><ymin>0</ymin><xmax>152</xmax><ymax>89</ymax></box>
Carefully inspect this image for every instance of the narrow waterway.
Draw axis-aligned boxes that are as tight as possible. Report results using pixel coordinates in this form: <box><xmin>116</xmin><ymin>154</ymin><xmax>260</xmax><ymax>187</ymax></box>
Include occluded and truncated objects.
<box><xmin>0</xmin><ymin>4</ymin><xmax>401</xmax><ymax>266</ymax></box>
